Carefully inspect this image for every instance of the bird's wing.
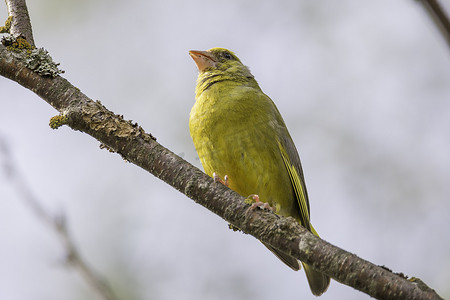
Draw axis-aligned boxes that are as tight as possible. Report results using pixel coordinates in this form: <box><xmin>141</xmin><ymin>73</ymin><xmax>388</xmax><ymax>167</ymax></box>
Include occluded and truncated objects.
<box><xmin>277</xmin><ymin>129</ymin><xmax>311</xmax><ymax>231</ymax></box>
<box><xmin>254</xmin><ymin>92</ymin><xmax>312</xmax><ymax>230</ymax></box>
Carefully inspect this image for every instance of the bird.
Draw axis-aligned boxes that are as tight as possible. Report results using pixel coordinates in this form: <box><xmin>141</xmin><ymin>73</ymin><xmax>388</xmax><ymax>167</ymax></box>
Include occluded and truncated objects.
<box><xmin>188</xmin><ymin>47</ymin><xmax>330</xmax><ymax>296</ymax></box>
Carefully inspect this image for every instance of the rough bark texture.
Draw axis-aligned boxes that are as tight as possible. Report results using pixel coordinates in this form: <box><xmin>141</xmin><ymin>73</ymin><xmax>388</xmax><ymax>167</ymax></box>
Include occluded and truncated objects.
<box><xmin>5</xmin><ymin>0</ymin><xmax>34</xmax><ymax>46</ymax></box>
<box><xmin>0</xmin><ymin>44</ymin><xmax>444</xmax><ymax>300</ymax></box>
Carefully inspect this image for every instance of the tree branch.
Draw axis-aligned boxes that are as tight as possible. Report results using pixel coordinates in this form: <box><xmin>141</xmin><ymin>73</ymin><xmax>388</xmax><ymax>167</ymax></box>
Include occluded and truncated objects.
<box><xmin>417</xmin><ymin>0</ymin><xmax>450</xmax><ymax>48</ymax></box>
<box><xmin>0</xmin><ymin>43</ymin><xmax>444</xmax><ymax>300</ymax></box>
<box><xmin>4</xmin><ymin>0</ymin><xmax>35</xmax><ymax>46</ymax></box>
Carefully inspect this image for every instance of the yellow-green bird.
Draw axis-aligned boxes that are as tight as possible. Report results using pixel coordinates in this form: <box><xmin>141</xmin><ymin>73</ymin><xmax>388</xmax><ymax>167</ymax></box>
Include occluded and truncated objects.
<box><xmin>189</xmin><ymin>47</ymin><xmax>330</xmax><ymax>296</ymax></box>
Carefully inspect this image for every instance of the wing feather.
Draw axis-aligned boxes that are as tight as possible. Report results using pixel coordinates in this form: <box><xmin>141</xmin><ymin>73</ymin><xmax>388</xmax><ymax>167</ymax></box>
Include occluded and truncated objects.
<box><xmin>277</xmin><ymin>138</ymin><xmax>311</xmax><ymax>230</ymax></box>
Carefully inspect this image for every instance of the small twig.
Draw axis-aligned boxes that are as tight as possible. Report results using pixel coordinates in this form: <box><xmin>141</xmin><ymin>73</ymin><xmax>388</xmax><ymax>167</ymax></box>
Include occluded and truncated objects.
<box><xmin>54</xmin><ymin>214</ymin><xmax>119</xmax><ymax>300</ymax></box>
<box><xmin>417</xmin><ymin>0</ymin><xmax>450</xmax><ymax>48</ymax></box>
<box><xmin>0</xmin><ymin>136</ymin><xmax>118</xmax><ymax>300</ymax></box>
<box><xmin>4</xmin><ymin>0</ymin><xmax>35</xmax><ymax>46</ymax></box>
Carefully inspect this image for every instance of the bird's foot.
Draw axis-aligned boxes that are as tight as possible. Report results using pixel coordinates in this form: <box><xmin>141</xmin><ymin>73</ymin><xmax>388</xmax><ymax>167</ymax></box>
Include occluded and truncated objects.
<box><xmin>213</xmin><ymin>172</ymin><xmax>229</xmax><ymax>186</ymax></box>
<box><xmin>245</xmin><ymin>194</ymin><xmax>276</xmax><ymax>212</ymax></box>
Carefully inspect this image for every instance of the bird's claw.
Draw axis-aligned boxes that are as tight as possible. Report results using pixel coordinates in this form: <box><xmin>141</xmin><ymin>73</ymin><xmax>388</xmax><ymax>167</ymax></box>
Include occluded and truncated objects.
<box><xmin>213</xmin><ymin>172</ymin><xmax>229</xmax><ymax>186</ymax></box>
<box><xmin>245</xmin><ymin>194</ymin><xmax>276</xmax><ymax>212</ymax></box>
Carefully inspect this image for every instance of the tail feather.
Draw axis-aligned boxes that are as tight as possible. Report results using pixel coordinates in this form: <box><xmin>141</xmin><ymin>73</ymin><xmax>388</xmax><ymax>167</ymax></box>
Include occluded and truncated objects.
<box><xmin>262</xmin><ymin>242</ymin><xmax>300</xmax><ymax>271</ymax></box>
<box><xmin>305</xmin><ymin>224</ymin><xmax>331</xmax><ymax>296</ymax></box>
<box><xmin>303</xmin><ymin>262</ymin><xmax>330</xmax><ymax>296</ymax></box>
<box><xmin>262</xmin><ymin>242</ymin><xmax>330</xmax><ymax>296</ymax></box>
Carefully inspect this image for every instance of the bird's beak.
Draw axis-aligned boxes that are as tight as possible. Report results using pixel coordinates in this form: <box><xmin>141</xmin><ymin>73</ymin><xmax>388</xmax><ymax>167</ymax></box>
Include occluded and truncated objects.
<box><xmin>189</xmin><ymin>50</ymin><xmax>217</xmax><ymax>72</ymax></box>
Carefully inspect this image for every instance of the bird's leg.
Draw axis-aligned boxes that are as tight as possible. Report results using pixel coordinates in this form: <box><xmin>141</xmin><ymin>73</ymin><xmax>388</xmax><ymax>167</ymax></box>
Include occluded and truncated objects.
<box><xmin>213</xmin><ymin>172</ymin><xmax>229</xmax><ymax>186</ymax></box>
<box><xmin>245</xmin><ymin>194</ymin><xmax>276</xmax><ymax>212</ymax></box>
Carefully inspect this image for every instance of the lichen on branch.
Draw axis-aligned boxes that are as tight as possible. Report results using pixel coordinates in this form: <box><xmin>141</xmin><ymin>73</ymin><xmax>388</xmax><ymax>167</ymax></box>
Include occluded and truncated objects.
<box><xmin>1</xmin><ymin>34</ymin><xmax>63</xmax><ymax>77</ymax></box>
<box><xmin>0</xmin><ymin>16</ymin><xmax>13</xmax><ymax>33</ymax></box>
<box><xmin>25</xmin><ymin>48</ymin><xmax>64</xmax><ymax>78</ymax></box>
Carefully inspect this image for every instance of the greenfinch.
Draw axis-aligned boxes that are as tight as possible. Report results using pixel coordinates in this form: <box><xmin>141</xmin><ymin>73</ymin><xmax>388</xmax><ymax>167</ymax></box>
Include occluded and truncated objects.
<box><xmin>189</xmin><ymin>48</ymin><xmax>330</xmax><ymax>296</ymax></box>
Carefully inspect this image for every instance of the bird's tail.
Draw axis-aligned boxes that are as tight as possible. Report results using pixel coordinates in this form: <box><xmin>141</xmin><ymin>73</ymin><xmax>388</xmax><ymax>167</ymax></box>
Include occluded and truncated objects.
<box><xmin>302</xmin><ymin>262</ymin><xmax>330</xmax><ymax>296</ymax></box>
<box><xmin>262</xmin><ymin>240</ymin><xmax>330</xmax><ymax>296</ymax></box>
<box><xmin>304</xmin><ymin>224</ymin><xmax>330</xmax><ymax>296</ymax></box>
<box><xmin>262</xmin><ymin>224</ymin><xmax>330</xmax><ymax>296</ymax></box>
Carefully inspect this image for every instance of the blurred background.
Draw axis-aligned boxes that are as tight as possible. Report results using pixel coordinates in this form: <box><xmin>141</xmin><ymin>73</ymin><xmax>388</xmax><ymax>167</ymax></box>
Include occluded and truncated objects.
<box><xmin>1</xmin><ymin>0</ymin><xmax>449</xmax><ymax>299</ymax></box>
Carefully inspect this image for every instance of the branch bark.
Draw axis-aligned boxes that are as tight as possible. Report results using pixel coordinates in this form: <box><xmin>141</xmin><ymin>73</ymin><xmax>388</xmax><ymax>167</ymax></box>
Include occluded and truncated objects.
<box><xmin>4</xmin><ymin>0</ymin><xmax>35</xmax><ymax>46</ymax></box>
<box><xmin>0</xmin><ymin>44</ymin><xmax>444</xmax><ymax>300</ymax></box>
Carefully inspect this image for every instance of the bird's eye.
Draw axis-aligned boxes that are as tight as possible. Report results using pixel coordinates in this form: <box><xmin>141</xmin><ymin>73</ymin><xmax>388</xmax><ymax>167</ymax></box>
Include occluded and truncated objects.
<box><xmin>223</xmin><ymin>52</ymin><xmax>233</xmax><ymax>60</ymax></box>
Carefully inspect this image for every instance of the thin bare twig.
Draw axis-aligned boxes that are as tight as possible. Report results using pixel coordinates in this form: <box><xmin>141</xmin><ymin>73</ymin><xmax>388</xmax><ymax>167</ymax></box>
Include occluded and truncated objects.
<box><xmin>0</xmin><ymin>136</ymin><xmax>119</xmax><ymax>300</ymax></box>
<box><xmin>417</xmin><ymin>0</ymin><xmax>450</xmax><ymax>48</ymax></box>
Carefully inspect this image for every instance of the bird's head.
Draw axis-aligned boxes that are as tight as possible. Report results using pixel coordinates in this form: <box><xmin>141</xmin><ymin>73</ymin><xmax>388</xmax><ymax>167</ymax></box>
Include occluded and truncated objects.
<box><xmin>189</xmin><ymin>48</ymin><xmax>258</xmax><ymax>95</ymax></box>
<box><xmin>189</xmin><ymin>48</ymin><xmax>240</xmax><ymax>71</ymax></box>
<box><xmin>189</xmin><ymin>48</ymin><xmax>252</xmax><ymax>78</ymax></box>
